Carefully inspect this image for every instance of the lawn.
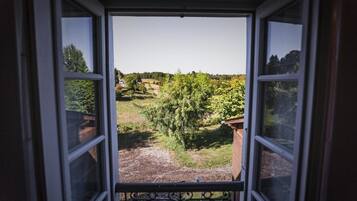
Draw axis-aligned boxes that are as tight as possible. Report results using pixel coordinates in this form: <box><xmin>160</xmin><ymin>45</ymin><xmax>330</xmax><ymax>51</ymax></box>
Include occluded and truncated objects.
<box><xmin>117</xmin><ymin>97</ymin><xmax>155</xmax><ymax>132</ymax></box>
<box><xmin>117</xmin><ymin>97</ymin><xmax>233</xmax><ymax>169</ymax></box>
<box><xmin>155</xmin><ymin>124</ymin><xmax>233</xmax><ymax>168</ymax></box>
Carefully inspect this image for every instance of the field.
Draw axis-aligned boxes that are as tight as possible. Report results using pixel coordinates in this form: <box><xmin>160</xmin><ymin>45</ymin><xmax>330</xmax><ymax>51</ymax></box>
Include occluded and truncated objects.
<box><xmin>117</xmin><ymin>96</ymin><xmax>233</xmax><ymax>182</ymax></box>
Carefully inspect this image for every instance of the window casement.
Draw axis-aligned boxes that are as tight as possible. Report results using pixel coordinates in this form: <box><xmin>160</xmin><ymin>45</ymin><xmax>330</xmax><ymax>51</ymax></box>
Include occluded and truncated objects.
<box><xmin>54</xmin><ymin>0</ymin><xmax>115</xmax><ymax>200</ymax></box>
<box><xmin>43</xmin><ymin>0</ymin><xmax>317</xmax><ymax>200</ymax></box>
<box><xmin>246</xmin><ymin>0</ymin><xmax>315</xmax><ymax>201</ymax></box>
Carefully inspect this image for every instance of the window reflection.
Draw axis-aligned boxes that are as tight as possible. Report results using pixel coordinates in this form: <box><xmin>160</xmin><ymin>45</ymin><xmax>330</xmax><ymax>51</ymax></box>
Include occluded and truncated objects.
<box><xmin>264</xmin><ymin>2</ymin><xmax>302</xmax><ymax>74</ymax></box>
<box><xmin>62</xmin><ymin>0</ymin><xmax>95</xmax><ymax>72</ymax></box>
<box><xmin>70</xmin><ymin>146</ymin><xmax>101</xmax><ymax>201</ymax></box>
<box><xmin>261</xmin><ymin>81</ymin><xmax>297</xmax><ymax>152</ymax></box>
<box><xmin>65</xmin><ymin>80</ymin><xmax>97</xmax><ymax>150</ymax></box>
<box><xmin>258</xmin><ymin>146</ymin><xmax>292</xmax><ymax>201</ymax></box>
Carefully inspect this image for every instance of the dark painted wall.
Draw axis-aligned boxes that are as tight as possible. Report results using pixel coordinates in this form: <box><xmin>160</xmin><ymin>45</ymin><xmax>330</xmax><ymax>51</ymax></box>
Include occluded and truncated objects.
<box><xmin>308</xmin><ymin>0</ymin><xmax>357</xmax><ymax>200</ymax></box>
<box><xmin>323</xmin><ymin>0</ymin><xmax>357</xmax><ymax>200</ymax></box>
<box><xmin>0</xmin><ymin>0</ymin><xmax>28</xmax><ymax>200</ymax></box>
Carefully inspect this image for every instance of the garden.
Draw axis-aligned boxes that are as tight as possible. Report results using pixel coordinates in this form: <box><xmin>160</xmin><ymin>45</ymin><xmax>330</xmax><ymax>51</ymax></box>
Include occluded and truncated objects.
<box><xmin>116</xmin><ymin>71</ymin><xmax>246</xmax><ymax>182</ymax></box>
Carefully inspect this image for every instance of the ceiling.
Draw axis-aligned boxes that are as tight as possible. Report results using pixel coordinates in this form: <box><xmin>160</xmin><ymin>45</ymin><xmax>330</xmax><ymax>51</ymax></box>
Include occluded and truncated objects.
<box><xmin>99</xmin><ymin>0</ymin><xmax>265</xmax><ymax>12</ymax></box>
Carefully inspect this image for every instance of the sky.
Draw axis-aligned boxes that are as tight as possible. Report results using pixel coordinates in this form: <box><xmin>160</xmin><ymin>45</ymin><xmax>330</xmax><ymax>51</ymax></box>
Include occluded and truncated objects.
<box><xmin>266</xmin><ymin>21</ymin><xmax>302</xmax><ymax>62</ymax></box>
<box><xmin>62</xmin><ymin>17</ymin><xmax>94</xmax><ymax>71</ymax></box>
<box><xmin>113</xmin><ymin>17</ymin><xmax>247</xmax><ymax>74</ymax></box>
<box><xmin>61</xmin><ymin>16</ymin><xmax>303</xmax><ymax>75</ymax></box>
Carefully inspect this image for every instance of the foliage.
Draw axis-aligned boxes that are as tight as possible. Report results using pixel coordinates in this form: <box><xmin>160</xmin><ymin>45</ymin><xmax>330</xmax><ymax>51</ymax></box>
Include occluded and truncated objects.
<box><xmin>264</xmin><ymin>50</ymin><xmax>300</xmax><ymax>127</ymax></box>
<box><xmin>266</xmin><ymin>50</ymin><xmax>300</xmax><ymax>74</ymax></box>
<box><xmin>124</xmin><ymin>74</ymin><xmax>140</xmax><ymax>92</ymax></box>
<box><xmin>208</xmin><ymin>78</ymin><xmax>245</xmax><ymax>124</ymax></box>
<box><xmin>209</xmin><ymin>74</ymin><xmax>245</xmax><ymax>81</ymax></box>
<box><xmin>114</xmin><ymin>68</ymin><xmax>124</xmax><ymax>85</ymax></box>
<box><xmin>155</xmin><ymin>125</ymin><xmax>233</xmax><ymax>168</ymax></box>
<box><xmin>65</xmin><ymin>80</ymin><xmax>95</xmax><ymax>114</ymax></box>
<box><xmin>63</xmin><ymin>44</ymin><xmax>88</xmax><ymax>73</ymax></box>
<box><xmin>263</xmin><ymin>82</ymin><xmax>297</xmax><ymax>133</ymax></box>
<box><xmin>115</xmin><ymin>84</ymin><xmax>124</xmax><ymax>100</ymax></box>
<box><xmin>143</xmin><ymin>72</ymin><xmax>213</xmax><ymax>148</ymax></box>
<box><xmin>137</xmin><ymin>83</ymin><xmax>147</xmax><ymax>94</ymax></box>
<box><xmin>127</xmin><ymin>72</ymin><xmax>173</xmax><ymax>84</ymax></box>
<box><xmin>63</xmin><ymin>44</ymin><xmax>95</xmax><ymax>114</ymax></box>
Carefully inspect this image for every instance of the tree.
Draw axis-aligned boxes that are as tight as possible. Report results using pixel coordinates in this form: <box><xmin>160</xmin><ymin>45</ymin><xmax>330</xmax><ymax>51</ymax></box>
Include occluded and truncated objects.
<box><xmin>266</xmin><ymin>50</ymin><xmax>300</xmax><ymax>74</ymax></box>
<box><xmin>63</xmin><ymin>44</ymin><xmax>89</xmax><ymax>73</ymax></box>
<box><xmin>208</xmin><ymin>78</ymin><xmax>245</xmax><ymax>123</ymax></box>
<box><xmin>143</xmin><ymin>72</ymin><xmax>213</xmax><ymax>148</ymax></box>
<box><xmin>124</xmin><ymin>74</ymin><xmax>140</xmax><ymax>92</ymax></box>
<box><xmin>63</xmin><ymin>44</ymin><xmax>95</xmax><ymax>114</ymax></box>
<box><xmin>114</xmin><ymin>68</ymin><xmax>124</xmax><ymax>85</ymax></box>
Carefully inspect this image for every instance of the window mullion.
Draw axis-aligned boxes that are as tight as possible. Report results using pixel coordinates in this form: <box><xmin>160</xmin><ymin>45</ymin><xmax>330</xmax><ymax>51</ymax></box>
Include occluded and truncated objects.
<box><xmin>255</xmin><ymin>136</ymin><xmax>294</xmax><ymax>162</ymax></box>
<box><xmin>257</xmin><ymin>74</ymin><xmax>299</xmax><ymax>81</ymax></box>
<box><xmin>64</xmin><ymin>72</ymin><xmax>103</xmax><ymax>80</ymax></box>
<box><xmin>68</xmin><ymin>135</ymin><xmax>105</xmax><ymax>162</ymax></box>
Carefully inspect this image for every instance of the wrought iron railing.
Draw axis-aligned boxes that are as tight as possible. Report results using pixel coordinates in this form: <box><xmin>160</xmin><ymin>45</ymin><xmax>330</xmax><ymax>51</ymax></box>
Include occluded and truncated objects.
<box><xmin>116</xmin><ymin>181</ymin><xmax>244</xmax><ymax>201</ymax></box>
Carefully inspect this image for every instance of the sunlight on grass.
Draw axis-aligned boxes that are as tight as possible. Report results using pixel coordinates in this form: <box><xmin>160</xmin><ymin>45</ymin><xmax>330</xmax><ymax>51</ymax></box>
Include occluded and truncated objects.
<box><xmin>155</xmin><ymin>125</ymin><xmax>233</xmax><ymax>168</ymax></box>
<box><xmin>117</xmin><ymin>97</ymin><xmax>234</xmax><ymax>169</ymax></box>
<box><xmin>117</xmin><ymin>98</ymin><xmax>155</xmax><ymax>132</ymax></box>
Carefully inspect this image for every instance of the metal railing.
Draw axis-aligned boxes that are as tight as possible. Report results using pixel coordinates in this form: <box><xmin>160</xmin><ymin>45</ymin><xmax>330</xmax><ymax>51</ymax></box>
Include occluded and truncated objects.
<box><xmin>116</xmin><ymin>181</ymin><xmax>244</xmax><ymax>201</ymax></box>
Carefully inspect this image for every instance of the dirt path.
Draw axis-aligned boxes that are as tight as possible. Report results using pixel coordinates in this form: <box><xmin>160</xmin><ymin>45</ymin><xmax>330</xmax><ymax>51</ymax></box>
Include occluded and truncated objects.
<box><xmin>119</xmin><ymin>142</ymin><xmax>231</xmax><ymax>183</ymax></box>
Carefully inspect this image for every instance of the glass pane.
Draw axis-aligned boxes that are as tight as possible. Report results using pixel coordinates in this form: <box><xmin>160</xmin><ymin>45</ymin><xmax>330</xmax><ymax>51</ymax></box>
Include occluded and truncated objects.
<box><xmin>62</xmin><ymin>0</ymin><xmax>95</xmax><ymax>72</ymax></box>
<box><xmin>261</xmin><ymin>81</ymin><xmax>297</xmax><ymax>152</ymax></box>
<box><xmin>258</xmin><ymin>146</ymin><xmax>292</xmax><ymax>201</ymax></box>
<box><xmin>65</xmin><ymin>80</ymin><xmax>98</xmax><ymax>150</ymax></box>
<box><xmin>70</xmin><ymin>145</ymin><xmax>101</xmax><ymax>201</ymax></box>
<box><xmin>264</xmin><ymin>2</ymin><xmax>302</xmax><ymax>74</ymax></box>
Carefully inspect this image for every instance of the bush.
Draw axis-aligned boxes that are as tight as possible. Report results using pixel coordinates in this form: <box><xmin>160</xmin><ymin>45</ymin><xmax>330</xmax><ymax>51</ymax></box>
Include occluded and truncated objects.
<box><xmin>124</xmin><ymin>74</ymin><xmax>140</xmax><ymax>92</ymax></box>
<box><xmin>137</xmin><ymin>83</ymin><xmax>147</xmax><ymax>94</ymax></box>
<box><xmin>208</xmin><ymin>78</ymin><xmax>245</xmax><ymax>124</ymax></box>
<box><xmin>143</xmin><ymin>72</ymin><xmax>213</xmax><ymax>149</ymax></box>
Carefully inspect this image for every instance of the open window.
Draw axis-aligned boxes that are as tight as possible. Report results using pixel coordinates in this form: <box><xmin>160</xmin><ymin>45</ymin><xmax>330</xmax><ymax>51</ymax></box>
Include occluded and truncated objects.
<box><xmin>52</xmin><ymin>0</ymin><xmax>315</xmax><ymax>200</ymax></box>
<box><xmin>113</xmin><ymin>15</ymin><xmax>248</xmax><ymax>184</ymax></box>
<box><xmin>247</xmin><ymin>0</ymin><xmax>312</xmax><ymax>200</ymax></box>
<box><xmin>56</xmin><ymin>0</ymin><xmax>115</xmax><ymax>200</ymax></box>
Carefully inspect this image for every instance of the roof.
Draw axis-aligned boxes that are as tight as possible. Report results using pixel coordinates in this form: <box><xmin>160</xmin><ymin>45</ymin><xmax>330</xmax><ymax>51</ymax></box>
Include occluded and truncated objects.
<box><xmin>223</xmin><ymin>116</ymin><xmax>244</xmax><ymax>127</ymax></box>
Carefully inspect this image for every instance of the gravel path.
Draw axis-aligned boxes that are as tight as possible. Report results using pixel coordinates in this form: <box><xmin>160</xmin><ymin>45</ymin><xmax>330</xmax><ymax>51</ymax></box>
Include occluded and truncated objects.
<box><xmin>118</xmin><ymin>143</ymin><xmax>231</xmax><ymax>183</ymax></box>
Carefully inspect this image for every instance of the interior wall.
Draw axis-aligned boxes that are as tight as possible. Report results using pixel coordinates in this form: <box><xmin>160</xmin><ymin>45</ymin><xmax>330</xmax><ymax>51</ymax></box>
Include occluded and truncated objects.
<box><xmin>308</xmin><ymin>0</ymin><xmax>357</xmax><ymax>200</ymax></box>
<box><xmin>0</xmin><ymin>0</ymin><xmax>31</xmax><ymax>200</ymax></box>
<box><xmin>321</xmin><ymin>0</ymin><xmax>357</xmax><ymax>200</ymax></box>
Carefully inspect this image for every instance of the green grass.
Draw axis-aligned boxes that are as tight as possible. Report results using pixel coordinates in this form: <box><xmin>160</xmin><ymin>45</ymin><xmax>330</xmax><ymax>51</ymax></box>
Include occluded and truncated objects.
<box><xmin>117</xmin><ymin>96</ymin><xmax>155</xmax><ymax>132</ymax></box>
<box><xmin>155</xmin><ymin>124</ymin><xmax>233</xmax><ymax>168</ymax></box>
<box><xmin>117</xmin><ymin>97</ymin><xmax>233</xmax><ymax>168</ymax></box>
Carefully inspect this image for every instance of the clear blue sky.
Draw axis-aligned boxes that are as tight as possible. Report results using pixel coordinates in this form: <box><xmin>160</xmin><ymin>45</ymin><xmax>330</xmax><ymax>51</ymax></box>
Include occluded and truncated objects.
<box><xmin>113</xmin><ymin>17</ymin><xmax>247</xmax><ymax>74</ymax></box>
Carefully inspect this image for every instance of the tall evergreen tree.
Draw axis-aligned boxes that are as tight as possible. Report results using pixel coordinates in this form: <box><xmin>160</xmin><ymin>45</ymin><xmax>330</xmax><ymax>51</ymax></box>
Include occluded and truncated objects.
<box><xmin>63</xmin><ymin>44</ymin><xmax>89</xmax><ymax>73</ymax></box>
<box><xmin>63</xmin><ymin>44</ymin><xmax>95</xmax><ymax>114</ymax></box>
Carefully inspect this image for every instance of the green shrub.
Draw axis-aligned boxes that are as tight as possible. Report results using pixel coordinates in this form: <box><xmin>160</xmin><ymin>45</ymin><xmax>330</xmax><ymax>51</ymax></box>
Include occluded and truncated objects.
<box><xmin>143</xmin><ymin>72</ymin><xmax>213</xmax><ymax>149</ymax></box>
<box><xmin>208</xmin><ymin>78</ymin><xmax>245</xmax><ymax>124</ymax></box>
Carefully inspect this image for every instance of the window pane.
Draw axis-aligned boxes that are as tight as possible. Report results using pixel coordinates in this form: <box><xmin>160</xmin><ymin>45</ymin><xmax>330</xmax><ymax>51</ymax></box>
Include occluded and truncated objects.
<box><xmin>70</xmin><ymin>145</ymin><xmax>101</xmax><ymax>201</ymax></box>
<box><xmin>264</xmin><ymin>2</ymin><xmax>302</xmax><ymax>74</ymax></box>
<box><xmin>65</xmin><ymin>80</ymin><xmax>98</xmax><ymax>150</ymax></box>
<box><xmin>261</xmin><ymin>81</ymin><xmax>297</xmax><ymax>152</ymax></box>
<box><xmin>257</xmin><ymin>146</ymin><xmax>292</xmax><ymax>201</ymax></box>
<box><xmin>62</xmin><ymin>0</ymin><xmax>95</xmax><ymax>72</ymax></box>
